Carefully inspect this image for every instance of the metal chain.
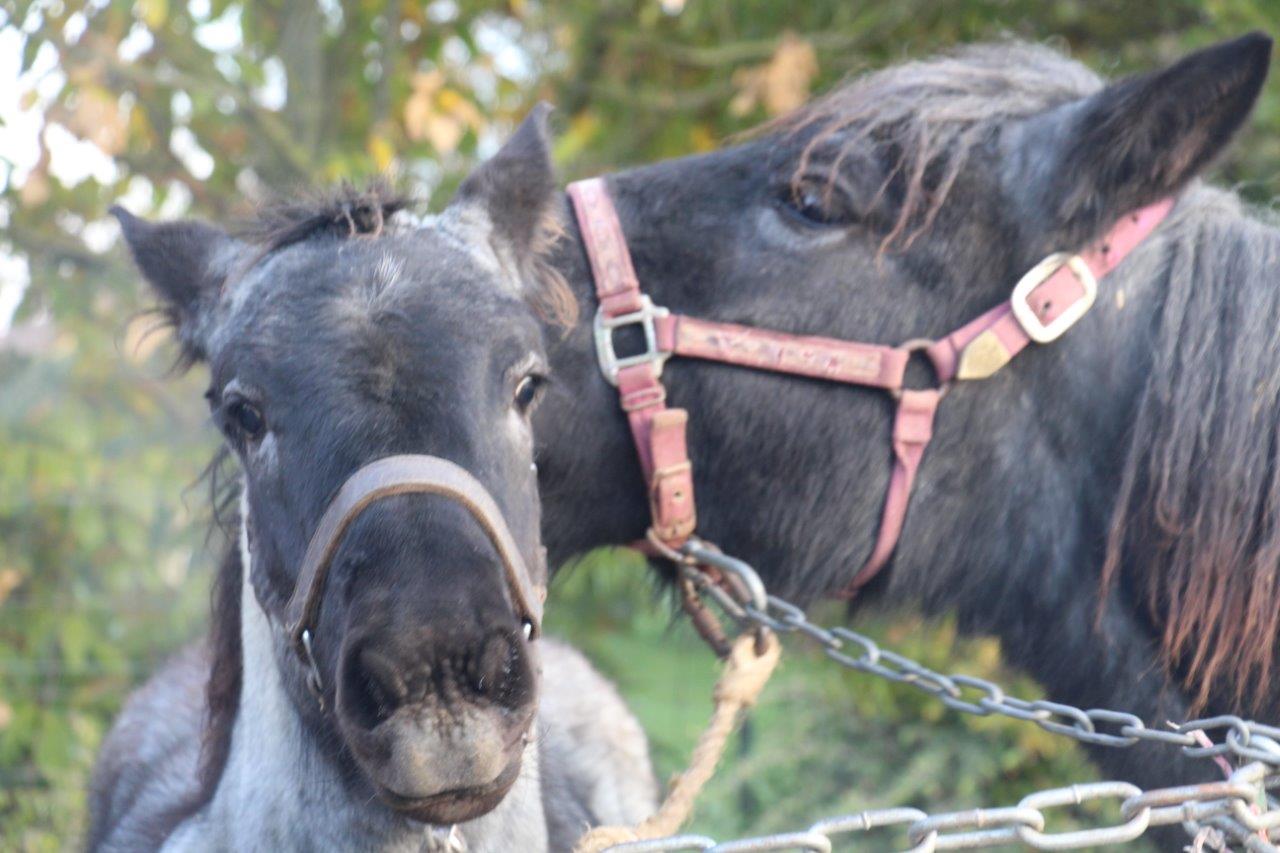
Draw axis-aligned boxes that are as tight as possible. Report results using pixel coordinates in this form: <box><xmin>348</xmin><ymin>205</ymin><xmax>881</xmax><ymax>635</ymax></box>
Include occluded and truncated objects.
<box><xmin>603</xmin><ymin>761</ymin><xmax>1280</xmax><ymax>852</ymax></box>
<box><xmin>599</xmin><ymin>540</ymin><xmax>1280</xmax><ymax>852</ymax></box>
<box><xmin>675</xmin><ymin>543</ymin><xmax>1280</xmax><ymax>771</ymax></box>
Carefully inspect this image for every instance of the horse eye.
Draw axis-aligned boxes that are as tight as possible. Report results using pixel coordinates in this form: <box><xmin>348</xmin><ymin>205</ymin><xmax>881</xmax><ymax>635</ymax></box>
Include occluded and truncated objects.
<box><xmin>781</xmin><ymin>179</ymin><xmax>851</xmax><ymax>228</ymax></box>
<box><xmin>226</xmin><ymin>399</ymin><xmax>266</xmax><ymax>440</ymax></box>
<box><xmin>513</xmin><ymin>375</ymin><xmax>544</xmax><ymax>414</ymax></box>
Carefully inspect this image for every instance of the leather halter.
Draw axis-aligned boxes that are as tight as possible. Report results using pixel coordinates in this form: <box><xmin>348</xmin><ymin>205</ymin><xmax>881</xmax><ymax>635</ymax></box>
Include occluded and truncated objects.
<box><xmin>282</xmin><ymin>454</ymin><xmax>546</xmax><ymax>697</ymax></box>
<box><xmin>568</xmin><ymin>176</ymin><xmax>1172</xmax><ymax>598</ymax></box>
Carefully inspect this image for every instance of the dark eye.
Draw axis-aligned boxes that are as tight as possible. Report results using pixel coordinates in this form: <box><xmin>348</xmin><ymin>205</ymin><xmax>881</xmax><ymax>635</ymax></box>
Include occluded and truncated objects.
<box><xmin>780</xmin><ymin>177</ymin><xmax>858</xmax><ymax>229</ymax></box>
<box><xmin>513</xmin><ymin>374</ymin><xmax>545</xmax><ymax>414</ymax></box>
<box><xmin>226</xmin><ymin>398</ymin><xmax>266</xmax><ymax>440</ymax></box>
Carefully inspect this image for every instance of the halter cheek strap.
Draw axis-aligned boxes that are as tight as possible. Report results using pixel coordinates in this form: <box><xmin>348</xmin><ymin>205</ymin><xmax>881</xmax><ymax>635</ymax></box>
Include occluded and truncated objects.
<box><xmin>568</xmin><ymin>176</ymin><xmax>1172</xmax><ymax>599</ymax></box>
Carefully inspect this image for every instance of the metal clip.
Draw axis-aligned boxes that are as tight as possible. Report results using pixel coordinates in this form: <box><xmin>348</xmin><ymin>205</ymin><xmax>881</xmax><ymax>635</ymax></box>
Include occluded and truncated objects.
<box><xmin>680</xmin><ymin>538</ymin><xmax>768</xmax><ymax>614</ymax></box>
<box><xmin>300</xmin><ymin>628</ymin><xmax>325</xmax><ymax>710</ymax></box>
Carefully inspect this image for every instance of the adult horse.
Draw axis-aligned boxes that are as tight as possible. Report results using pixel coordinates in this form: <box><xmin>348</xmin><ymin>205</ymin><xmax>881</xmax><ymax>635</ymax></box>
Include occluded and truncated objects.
<box><xmin>88</xmin><ymin>119</ymin><xmax>656</xmax><ymax>851</ymax></box>
<box><xmin>510</xmin><ymin>32</ymin><xmax>1278</xmax><ymax>795</ymax></box>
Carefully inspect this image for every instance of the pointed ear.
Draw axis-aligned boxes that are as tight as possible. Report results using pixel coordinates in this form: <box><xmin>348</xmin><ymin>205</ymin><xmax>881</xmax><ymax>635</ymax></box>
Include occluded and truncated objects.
<box><xmin>1020</xmin><ymin>32</ymin><xmax>1271</xmax><ymax>246</ymax></box>
<box><xmin>111</xmin><ymin>205</ymin><xmax>238</xmax><ymax>363</ymax></box>
<box><xmin>448</xmin><ymin>103</ymin><xmax>558</xmax><ymax>260</ymax></box>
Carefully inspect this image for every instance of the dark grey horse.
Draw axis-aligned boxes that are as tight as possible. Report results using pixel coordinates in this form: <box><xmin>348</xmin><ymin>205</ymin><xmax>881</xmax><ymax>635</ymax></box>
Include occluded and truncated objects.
<box><xmin>88</xmin><ymin>116</ymin><xmax>655</xmax><ymax>851</ymax></box>
<box><xmin>513</xmin><ymin>33</ymin><xmax>1277</xmax><ymax>796</ymax></box>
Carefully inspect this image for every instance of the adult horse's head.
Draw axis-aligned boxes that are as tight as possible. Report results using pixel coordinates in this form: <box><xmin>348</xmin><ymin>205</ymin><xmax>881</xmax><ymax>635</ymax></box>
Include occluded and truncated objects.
<box><xmin>114</xmin><ymin>107</ymin><xmax>566</xmax><ymax>824</ymax></box>
<box><xmin>534</xmin><ymin>33</ymin><xmax>1275</xmax><ymax>722</ymax></box>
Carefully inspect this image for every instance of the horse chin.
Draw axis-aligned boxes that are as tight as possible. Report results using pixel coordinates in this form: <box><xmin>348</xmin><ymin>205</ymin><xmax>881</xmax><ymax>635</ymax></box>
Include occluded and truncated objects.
<box><xmin>376</xmin><ymin>754</ymin><xmax>523</xmax><ymax>825</ymax></box>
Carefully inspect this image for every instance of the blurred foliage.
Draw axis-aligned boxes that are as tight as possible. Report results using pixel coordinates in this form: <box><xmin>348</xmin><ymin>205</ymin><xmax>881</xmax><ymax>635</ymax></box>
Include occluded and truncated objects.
<box><xmin>1</xmin><ymin>0</ymin><xmax>1276</xmax><ymax>848</ymax></box>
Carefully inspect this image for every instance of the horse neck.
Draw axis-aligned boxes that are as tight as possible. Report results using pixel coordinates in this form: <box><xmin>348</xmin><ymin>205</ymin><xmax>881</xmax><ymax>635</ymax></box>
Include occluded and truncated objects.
<box><xmin>171</xmin><ymin>490</ymin><xmax>546</xmax><ymax>852</ymax></box>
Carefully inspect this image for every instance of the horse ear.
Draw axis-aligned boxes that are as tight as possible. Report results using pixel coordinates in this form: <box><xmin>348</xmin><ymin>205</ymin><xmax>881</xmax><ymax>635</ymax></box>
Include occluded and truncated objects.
<box><xmin>448</xmin><ymin>102</ymin><xmax>557</xmax><ymax>259</ymax></box>
<box><xmin>111</xmin><ymin>206</ymin><xmax>237</xmax><ymax>363</ymax></box>
<box><xmin>1022</xmin><ymin>32</ymin><xmax>1271</xmax><ymax>245</ymax></box>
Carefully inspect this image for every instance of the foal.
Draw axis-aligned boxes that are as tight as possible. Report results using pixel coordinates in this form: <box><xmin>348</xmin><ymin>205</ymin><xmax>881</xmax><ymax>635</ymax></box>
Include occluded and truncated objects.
<box><xmin>88</xmin><ymin>110</ymin><xmax>656</xmax><ymax>851</ymax></box>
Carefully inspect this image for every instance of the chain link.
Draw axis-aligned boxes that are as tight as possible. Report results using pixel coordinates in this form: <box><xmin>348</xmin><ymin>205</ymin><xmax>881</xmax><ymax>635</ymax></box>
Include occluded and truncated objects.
<box><xmin>675</xmin><ymin>560</ymin><xmax>1280</xmax><ymax>770</ymax></box>
<box><xmin>604</xmin><ymin>762</ymin><xmax>1280</xmax><ymax>852</ymax></box>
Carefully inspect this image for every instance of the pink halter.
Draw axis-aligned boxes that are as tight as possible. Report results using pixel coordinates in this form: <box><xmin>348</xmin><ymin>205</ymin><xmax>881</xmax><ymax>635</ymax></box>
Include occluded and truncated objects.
<box><xmin>568</xmin><ymin>177</ymin><xmax>1172</xmax><ymax>598</ymax></box>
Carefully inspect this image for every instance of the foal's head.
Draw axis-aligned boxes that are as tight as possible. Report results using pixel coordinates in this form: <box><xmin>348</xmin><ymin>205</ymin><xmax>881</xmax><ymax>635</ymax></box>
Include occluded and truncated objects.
<box><xmin>116</xmin><ymin>108</ymin><xmax>565</xmax><ymax>823</ymax></box>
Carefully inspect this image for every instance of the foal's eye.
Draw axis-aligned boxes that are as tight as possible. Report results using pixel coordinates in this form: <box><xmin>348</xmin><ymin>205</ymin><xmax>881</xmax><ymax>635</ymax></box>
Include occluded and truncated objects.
<box><xmin>513</xmin><ymin>375</ymin><xmax>545</xmax><ymax>414</ymax></box>
<box><xmin>225</xmin><ymin>399</ymin><xmax>266</xmax><ymax>441</ymax></box>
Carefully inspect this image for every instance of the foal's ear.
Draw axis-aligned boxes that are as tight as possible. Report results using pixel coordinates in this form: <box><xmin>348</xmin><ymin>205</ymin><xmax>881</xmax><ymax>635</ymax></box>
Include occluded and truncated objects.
<box><xmin>1021</xmin><ymin>32</ymin><xmax>1271</xmax><ymax>246</ymax></box>
<box><xmin>448</xmin><ymin>103</ymin><xmax>557</xmax><ymax>262</ymax></box>
<box><xmin>111</xmin><ymin>206</ymin><xmax>237</xmax><ymax>363</ymax></box>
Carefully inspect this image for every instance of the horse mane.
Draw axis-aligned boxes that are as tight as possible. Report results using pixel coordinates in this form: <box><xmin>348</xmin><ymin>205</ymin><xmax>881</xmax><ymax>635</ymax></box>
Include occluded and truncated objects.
<box><xmin>194</xmin><ymin>540</ymin><xmax>243</xmax><ymax>810</ymax></box>
<box><xmin>1102</xmin><ymin>189</ymin><xmax>1280</xmax><ymax>712</ymax></box>
<box><xmin>772</xmin><ymin>41</ymin><xmax>1102</xmax><ymax>250</ymax></box>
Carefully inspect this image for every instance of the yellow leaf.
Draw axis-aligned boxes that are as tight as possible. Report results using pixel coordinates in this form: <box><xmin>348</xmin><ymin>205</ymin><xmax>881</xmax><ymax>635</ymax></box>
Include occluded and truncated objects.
<box><xmin>690</xmin><ymin>124</ymin><xmax>717</xmax><ymax>152</ymax></box>
<box><xmin>423</xmin><ymin>114</ymin><xmax>463</xmax><ymax>155</ymax></box>
<box><xmin>138</xmin><ymin>0</ymin><xmax>168</xmax><ymax>29</ymax></box>
<box><xmin>19</xmin><ymin>169</ymin><xmax>50</xmax><ymax>207</ymax></box>
<box><xmin>404</xmin><ymin>73</ymin><xmax>446</xmax><ymax>143</ymax></box>
<box><xmin>0</xmin><ymin>567</ymin><xmax>23</xmax><ymax>605</ymax></box>
<box><xmin>554</xmin><ymin>111</ymin><xmax>600</xmax><ymax>162</ymax></box>
<box><xmin>368</xmin><ymin>133</ymin><xmax>396</xmax><ymax>171</ymax></box>
<box><xmin>68</xmin><ymin>87</ymin><xmax>128</xmax><ymax>154</ymax></box>
<box><xmin>761</xmin><ymin>32</ymin><xmax>818</xmax><ymax>116</ymax></box>
<box><xmin>454</xmin><ymin>101</ymin><xmax>485</xmax><ymax>133</ymax></box>
<box><xmin>731</xmin><ymin>32</ymin><xmax>818</xmax><ymax>118</ymax></box>
<box><xmin>412</xmin><ymin>70</ymin><xmax>445</xmax><ymax>97</ymax></box>
<box><xmin>437</xmin><ymin>88</ymin><xmax>464</xmax><ymax>112</ymax></box>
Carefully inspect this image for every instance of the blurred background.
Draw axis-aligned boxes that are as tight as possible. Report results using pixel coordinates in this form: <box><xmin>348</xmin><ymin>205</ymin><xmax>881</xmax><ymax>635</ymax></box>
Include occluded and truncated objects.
<box><xmin>2</xmin><ymin>1</ymin><xmax>1277</xmax><ymax>849</ymax></box>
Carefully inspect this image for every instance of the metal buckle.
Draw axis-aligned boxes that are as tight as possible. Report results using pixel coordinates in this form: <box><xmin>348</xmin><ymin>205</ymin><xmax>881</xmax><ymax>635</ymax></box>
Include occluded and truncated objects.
<box><xmin>1010</xmin><ymin>252</ymin><xmax>1098</xmax><ymax>344</ymax></box>
<box><xmin>300</xmin><ymin>628</ymin><xmax>325</xmax><ymax>709</ymax></box>
<box><xmin>593</xmin><ymin>295</ymin><xmax>671</xmax><ymax>386</ymax></box>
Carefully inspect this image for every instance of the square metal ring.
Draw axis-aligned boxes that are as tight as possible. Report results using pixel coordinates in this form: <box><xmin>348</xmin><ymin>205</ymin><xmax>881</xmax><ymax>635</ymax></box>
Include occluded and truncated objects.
<box><xmin>593</xmin><ymin>294</ymin><xmax>671</xmax><ymax>385</ymax></box>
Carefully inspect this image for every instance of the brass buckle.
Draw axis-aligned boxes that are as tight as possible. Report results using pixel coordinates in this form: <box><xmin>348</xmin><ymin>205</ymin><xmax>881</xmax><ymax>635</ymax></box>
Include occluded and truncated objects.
<box><xmin>1010</xmin><ymin>253</ymin><xmax>1097</xmax><ymax>344</ymax></box>
<box><xmin>593</xmin><ymin>295</ymin><xmax>671</xmax><ymax>386</ymax></box>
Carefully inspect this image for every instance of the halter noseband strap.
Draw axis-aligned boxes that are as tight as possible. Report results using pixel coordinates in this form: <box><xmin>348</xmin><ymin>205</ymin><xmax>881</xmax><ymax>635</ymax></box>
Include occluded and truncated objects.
<box><xmin>568</xmin><ymin>176</ymin><xmax>1172</xmax><ymax>599</ymax></box>
<box><xmin>283</xmin><ymin>454</ymin><xmax>546</xmax><ymax>696</ymax></box>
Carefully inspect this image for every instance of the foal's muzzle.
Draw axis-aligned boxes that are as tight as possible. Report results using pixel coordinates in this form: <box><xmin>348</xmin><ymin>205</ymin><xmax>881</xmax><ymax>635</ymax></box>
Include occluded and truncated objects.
<box><xmin>282</xmin><ymin>454</ymin><xmax>547</xmax><ymax>704</ymax></box>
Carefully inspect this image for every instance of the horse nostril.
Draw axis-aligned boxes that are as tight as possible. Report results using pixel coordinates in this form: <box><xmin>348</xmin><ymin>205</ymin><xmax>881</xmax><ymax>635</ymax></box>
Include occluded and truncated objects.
<box><xmin>341</xmin><ymin>644</ymin><xmax>409</xmax><ymax>730</ymax></box>
<box><xmin>470</xmin><ymin>631</ymin><xmax>531</xmax><ymax>708</ymax></box>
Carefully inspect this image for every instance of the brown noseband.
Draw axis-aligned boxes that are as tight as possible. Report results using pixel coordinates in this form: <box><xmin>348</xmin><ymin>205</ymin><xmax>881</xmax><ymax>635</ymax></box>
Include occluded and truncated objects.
<box><xmin>282</xmin><ymin>454</ymin><xmax>546</xmax><ymax>702</ymax></box>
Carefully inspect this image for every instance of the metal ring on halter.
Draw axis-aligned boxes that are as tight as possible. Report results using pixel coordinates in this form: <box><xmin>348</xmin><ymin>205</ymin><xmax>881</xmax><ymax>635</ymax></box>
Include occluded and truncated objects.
<box><xmin>680</xmin><ymin>539</ymin><xmax>768</xmax><ymax>614</ymax></box>
<box><xmin>891</xmin><ymin>338</ymin><xmax>951</xmax><ymax>402</ymax></box>
<box><xmin>300</xmin><ymin>628</ymin><xmax>325</xmax><ymax>707</ymax></box>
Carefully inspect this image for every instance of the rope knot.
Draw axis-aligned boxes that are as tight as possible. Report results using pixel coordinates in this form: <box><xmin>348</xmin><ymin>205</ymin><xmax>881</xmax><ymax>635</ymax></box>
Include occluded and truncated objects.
<box><xmin>714</xmin><ymin>632</ymin><xmax>781</xmax><ymax>707</ymax></box>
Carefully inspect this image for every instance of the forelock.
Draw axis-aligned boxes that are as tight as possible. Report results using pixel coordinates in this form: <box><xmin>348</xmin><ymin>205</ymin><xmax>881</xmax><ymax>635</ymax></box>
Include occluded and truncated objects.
<box><xmin>772</xmin><ymin>41</ymin><xmax>1103</xmax><ymax>249</ymax></box>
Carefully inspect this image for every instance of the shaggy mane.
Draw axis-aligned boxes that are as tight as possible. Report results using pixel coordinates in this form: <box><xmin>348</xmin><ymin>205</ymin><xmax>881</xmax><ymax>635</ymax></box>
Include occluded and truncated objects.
<box><xmin>1101</xmin><ymin>191</ymin><xmax>1280</xmax><ymax>712</ymax></box>
<box><xmin>237</xmin><ymin>179</ymin><xmax>412</xmax><ymax>254</ymax></box>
